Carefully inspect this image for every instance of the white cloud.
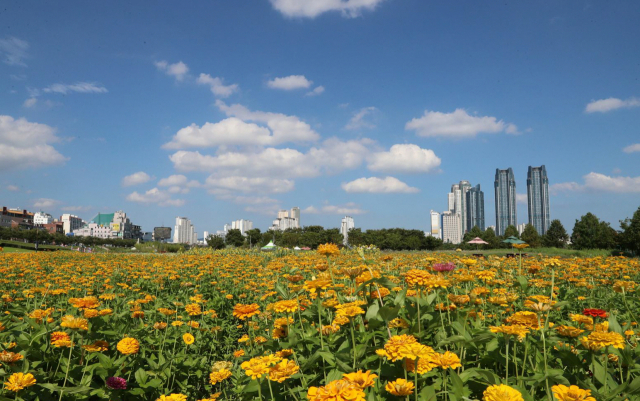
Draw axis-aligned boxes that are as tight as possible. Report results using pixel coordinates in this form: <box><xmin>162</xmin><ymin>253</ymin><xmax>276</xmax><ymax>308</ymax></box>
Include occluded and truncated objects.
<box><xmin>405</xmin><ymin>108</ymin><xmax>518</xmax><ymax>138</ymax></box>
<box><xmin>345</xmin><ymin>107</ymin><xmax>377</xmax><ymax>130</ymax></box>
<box><xmin>169</xmin><ymin>137</ymin><xmax>372</xmax><ymax>178</ymax></box>
<box><xmin>0</xmin><ymin>36</ymin><xmax>29</xmax><ymax>66</ymax></box>
<box><xmin>267</xmin><ymin>75</ymin><xmax>312</xmax><ymax>90</ymax></box>
<box><xmin>585</xmin><ymin>97</ymin><xmax>640</xmax><ymax>113</ymax></box>
<box><xmin>216</xmin><ymin>100</ymin><xmax>320</xmax><ymax>143</ymax></box>
<box><xmin>197</xmin><ymin>73</ymin><xmax>239</xmax><ymax>97</ymax></box>
<box><xmin>32</xmin><ymin>198</ymin><xmax>60</xmax><ymax>209</ymax></box>
<box><xmin>0</xmin><ymin>115</ymin><xmax>67</xmax><ymax>172</ymax></box>
<box><xmin>303</xmin><ymin>202</ymin><xmax>366</xmax><ymax>215</ymax></box>
<box><xmin>205</xmin><ymin>176</ymin><xmax>294</xmax><ymax>194</ymax></box>
<box><xmin>367</xmin><ymin>144</ymin><xmax>441</xmax><ymax>174</ymax></box>
<box><xmin>43</xmin><ymin>82</ymin><xmax>108</xmax><ymax>95</ymax></box>
<box><xmin>341</xmin><ymin>176</ymin><xmax>420</xmax><ymax>194</ymax></box>
<box><xmin>623</xmin><ymin>144</ymin><xmax>640</xmax><ymax>153</ymax></box>
<box><xmin>551</xmin><ymin>172</ymin><xmax>640</xmax><ymax>194</ymax></box>
<box><xmin>155</xmin><ymin>60</ymin><xmax>189</xmax><ymax>81</ymax></box>
<box><xmin>306</xmin><ymin>86</ymin><xmax>325</xmax><ymax>96</ymax></box>
<box><xmin>6</xmin><ymin>185</ymin><xmax>19</xmax><ymax>192</ymax></box>
<box><xmin>157</xmin><ymin>174</ymin><xmax>200</xmax><ymax>194</ymax></box>
<box><xmin>516</xmin><ymin>193</ymin><xmax>528</xmax><ymax>204</ymax></box>
<box><xmin>126</xmin><ymin>188</ymin><xmax>185</xmax><ymax>207</ymax></box>
<box><xmin>163</xmin><ymin>118</ymin><xmax>274</xmax><ymax>149</ymax></box>
<box><xmin>122</xmin><ymin>171</ymin><xmax>152</xmax><ymax>187</ymax></box>
<box><xmin>61</xmin><ymin>205</ymin><xmax>92</xmax><ymax>212</ymax></box>
<box><xmin>270</xmin><ymin>0</ymin><xmax>386</xmax><ymax>18</ymax></box>
<box><xmin>23</xmin><ymin>98</ymin><xmax>37</xmax><ymax>108</ymax></box>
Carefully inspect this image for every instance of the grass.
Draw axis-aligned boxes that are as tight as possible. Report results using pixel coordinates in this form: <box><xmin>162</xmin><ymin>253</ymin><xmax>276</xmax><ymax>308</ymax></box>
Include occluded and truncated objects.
<box><xmin>0</xmin><ymin>240</ymin><xmax>70</xmax><ymax>252</ymax></box>
<box><xmin>0</xmin><ymin>247</ymin><xmax>32</xmax><ymax>253</ymax></box>
<box><xmin>440</xmin><ymin>247</ymin><xmax>614</xmax><ymax>258</ymax></box>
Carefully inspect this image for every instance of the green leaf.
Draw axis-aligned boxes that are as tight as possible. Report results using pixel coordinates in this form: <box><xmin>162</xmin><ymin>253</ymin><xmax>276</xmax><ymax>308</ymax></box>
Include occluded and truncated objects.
<box><xmin>365</xmin><ymin>302</ymin><xmax>380</xmax><ymax>321</ymax></box>
<box><xmin>608</xmin><ymin>314</ymin><xmax>623</xmax><ymax>334</ymax></box>
<box><xmin>134</xmin><ymin>368</ymin><xmax>148</xmax><ymax>386</ymax></box>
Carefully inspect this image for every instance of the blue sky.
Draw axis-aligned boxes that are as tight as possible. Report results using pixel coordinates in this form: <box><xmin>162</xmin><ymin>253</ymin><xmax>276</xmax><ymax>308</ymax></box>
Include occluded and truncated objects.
<box><xmin>1</xmin><ymin>0</ymin><xmax>639</xmax><ymax>234</ymax></box>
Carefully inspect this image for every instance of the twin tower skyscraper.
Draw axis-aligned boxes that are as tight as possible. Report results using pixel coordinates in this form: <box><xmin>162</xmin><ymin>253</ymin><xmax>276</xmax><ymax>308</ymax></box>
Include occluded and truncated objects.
<box><xmin>433</xmin><ymin>166</ymin><xmax>550</xmax><ymax>244</ymax></box>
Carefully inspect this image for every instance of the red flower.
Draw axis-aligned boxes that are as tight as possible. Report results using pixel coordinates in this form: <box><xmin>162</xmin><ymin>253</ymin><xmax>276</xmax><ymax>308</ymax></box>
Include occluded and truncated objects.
<box><xmin>583</xmin><ymin>308</ymin><xmax>607</xmax><ymax>318</ymax></box>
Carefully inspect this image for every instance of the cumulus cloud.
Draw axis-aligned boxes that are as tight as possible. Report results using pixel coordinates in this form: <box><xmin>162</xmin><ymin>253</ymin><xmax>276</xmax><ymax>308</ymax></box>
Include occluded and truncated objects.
<box><xmin>341</xmin><ymin>176</ymin><xmax>419</xmax><ymax>194</ymax></box>
<box><xmin>6</xmin><ymin>185</ymin><xmax>19</xmax><ymax>192</ymax></box>
<box><xmin>0</xmin><ymin>115</ymin><xmax>67</xmax><ymax>172</ymax></box>
<box><xmin>205</xmin><ymin>176</ymin><xmax>294</xmax><ymax>194</ymax></box>
<box><xmin>126</xmin><ymin>188</ymin><xmax>185</xmax><ymax>207</ymax></box>
<box><xmin>0</xmin><ymin>36</ymin><xmax>29</xmax><ymax>66</ymax></box>
<box><xmin>197</xmin><ymin>73</ymin><xmax>238</xmax><ymax>97</ymax></box>
<box><xmin>155</xmin><ymin>60</ymin><xmax>189</xmax><ymax>81</ymax></box>
<box><xmin>405</xmin><ymin>108</ymin><xmax>518</xmax><ymax>138</ymax></box>
<box><xmin>122</xmin><ymin>171</ymin><xmax>152</xmax><ymax>187</ymax></box>
<box><xmin>61</xmin><ymin>205</ymin><xmax>92</xmax><ymax>212</ymax></box>
<box><xmin>623</xmin><ymin>144</ymin><xmax>640</xmax><ymax>153</ymax></box>
<box><xmin>32</xmin><ymin>198</ymin><xmax>60</xmax><ymax>209</ymax></box>
<box><xmin>367</xmin><ymin>144</ymin><xmax>441</xmax><ymax>174</ymax></box>
<box><xmin>551</xmin><ymin>172</ymin><xmax>640</xmax><ymax>194</ymax></box>
<box><xmin>216</xmin><ymin>100</ymin><xmax>320</xmax><ymax>143</ymax></box>
<box><xmin>345</xmin><ymin>107</ymin><xmax>377</xmax><ymax>130</ymax></box>
<box><xmin>163</xmin><ymin>118</ymin><xmax>274</xmax><ymax>149</ymax></box>
<box><xmin>306</xmin><ymin>86</ymin><xmax>325</xmax><ymax>96</ymax></box>
<box><xmin>43</xmin><ymin>82</ymin><xmax>108</xmax><ymax>94</ymax></box>
<box><xmin>303</xmin><ymin>202</ymin><xmax>366</xmax><ymax>215</ymax></box>
<box><xmin>157</xmin><ymin>174</ymin><xmax>200</xmax><ymax>194</ymax></box>
<box><xmin>270</xmin><ymin>0</ymin><xmax>386</xmax><ymax>18</ymax></box>
<box><xmin>585</xmin><ymin>97</ymin><xmax>640</xmax><ymax>113</ymax></box>
<box><xmin>516</xmin><ymin>193</ymin><xmax>528</xmax><ymax>204</ymax></box>
<box><xmin>267</xmin><ymin>75</ymin><xmax>313</xmax><ymax>90</ymax></box>
<box><xmin>23</xmin><ymin>98</ymin><xmax>37</xmax><ymax>108</ymax></box>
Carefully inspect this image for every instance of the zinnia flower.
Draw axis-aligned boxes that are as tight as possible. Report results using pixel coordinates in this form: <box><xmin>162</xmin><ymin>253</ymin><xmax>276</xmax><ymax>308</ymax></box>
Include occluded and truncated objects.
<box><xmin>4</xmin><ymin>372</ymin><xmax>36</xmax><ymax>392</ymax></box>
<box><xmin>385</xmin><ymin>378</ymin><xmax>415</xmax><ymax>396</ymax></box>
<box><xmin>183</xmin><ymin>333</ymin><xmax>194</xmax><ymax>345</ymax></box>
<box><xmin>342</xmin><ymin>370</ymin><xmax>378</xmax><ymax>389</ymax></box>
<box><xmin>551</xmin><ymin>384</ymin><xmax>596</xmax><ymax>401</ymax></box>
<box><xmin>60</xmin><ymin>315</ymin><xmax>88</xmax><ymax>331</ymax></box>
<box><xmin>583</xmin><ymin>308</ymin><xmax>607</xmax><ymax>318</ymax></box>
<box><xmin>482</xmin><ymin>384</ymin><xmax>524</xmax><ymax>401</ymax></box>
<box><xmin>117</xmin><ymin>337</ymin><xmax>140</xmax><ymax>355</ymax></box>
<box><xmin>0</xmin><ymin>351</ymin><xmax>23</xmax><ymax>363</ymax></box>
<box><xmin>308</xmin><ymin>379</ymin><xmax>365</xmax><ymax>401</ymax></box>
<box><xmin>209</xmin><ymin>368</ymin><xmax>232</xmax><ymax>385</ymax></box>
<box><xmin>106</xmin><ymin>376</ymin><xmax>127</xmax><ymax>390</ymax></box>
<box><xmin>232</xmin><ymin>303</ymin><xmax>260</xmax><ymax>320</ymax></box>
<box><xmin>156</xmin><ymin>394</ymin><xmax>187</xmax><ymax>401</ymax></box>
<box><xmin>268</xmin><ymin>359</ymin><xmax>300</xmax><ymax>383</ymax></box>
<box><xmin>317</xmin><ymin>243</ymin><xmax>340</xmax><ymax>257</ymax></box>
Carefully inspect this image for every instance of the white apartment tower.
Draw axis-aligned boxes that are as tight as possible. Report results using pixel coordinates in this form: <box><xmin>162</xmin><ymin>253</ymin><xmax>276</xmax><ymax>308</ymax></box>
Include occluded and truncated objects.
<box><xmin>34</xmin><ymin>212</ymin><xmax>54</xmax><ymax>225</ymax></box>
<box><xmin>231</xmin><ymin>219</ymin><xmax>253</xmax><ymax>235</ymax></box>
<box><xmin>270</xmin><ymin>207</ymin><xmax>301</xmax><ymax>231</ymax></box>
<box><xmin>61</xmin><ymin>214</ymin><xmax>83</xmax><ymax>234</ymax></box>
<box><xmin>429</xmin><ymin>210</ymin><xmax>441</xmax><ymax>239</ymax></box>
<box><xmin>441</xmin><ymin>211</ymin><xmax>462</xmax><ymax>244</ymax></box>
<box><xmin>174</xmin><ymin>217</ymin><xmax>197</xmax><ymax>245</ymax></box>
<box><xmin>340</xmin><ymin>216</ymin><xmax>355</xmax><ymax>245</ymax></box>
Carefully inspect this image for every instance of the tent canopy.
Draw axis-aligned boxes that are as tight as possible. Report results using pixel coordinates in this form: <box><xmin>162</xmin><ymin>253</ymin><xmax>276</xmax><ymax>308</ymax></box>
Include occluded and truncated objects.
<box><xmin>261</xmin><ymin>241</ymin><xmax>277</xmax><ymax>250</ymax></box>
<box><xmin>467</xmin><ymin>237</ymin><xmax>488</xmax><ymax>244</ymax></box>
<box><xmin>502</xmin><ymin>236</ymin><xmax>525</xmax><ymax>245</ymax></box>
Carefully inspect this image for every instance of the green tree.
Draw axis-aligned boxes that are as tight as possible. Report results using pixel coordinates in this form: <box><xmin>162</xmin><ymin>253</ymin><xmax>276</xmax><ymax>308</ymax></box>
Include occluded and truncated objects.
<box><xmin>206</xmin><ymin>235</ymin><xmax>225</xmax><ymax>250</ymax></box>
<box><xmin>424</xmin><ymin>235</ymin><xmax>443</xmax><ymax>250</ymax></box>
<box><xmin>503</xmin><ymin>225</ymin><xmax>519</xmax><ymax>239</ymax></box>
<box><xmin>520</xmin><ymin>224</ymin><xmax>541</xmax><ymax>247</ymax></box>
<box><xmin>245</xmin><ymin>228</ymin><xmax>261</xmax><ymax>249</ymax></box>
<box><xmin>481</xmin><ymin>227</ymin><xmax>500</xmax><ymax>249</ymax></box>
<box><xmin>225</xmin><ymin>229</ymin><xmax>245</xmax><ymax>248</ymax></box>
<box><xmin>542</xmin><ymin>219</ymin><xmax>569</xmax><ymax>248</ymax></box>
<box><xmin>571</xmin><ymin>212</ymin><xmax>617</xmax><ymax>250</ymax></box>
<box><xmin>462</xmin><ymin>226</ymin><xmax>484</xmax><ymax>244</ymax></box>
<box><xmin>620</xmin><ymin>206</ymin><xmax>640</xmax><ymax>255</ymax></box>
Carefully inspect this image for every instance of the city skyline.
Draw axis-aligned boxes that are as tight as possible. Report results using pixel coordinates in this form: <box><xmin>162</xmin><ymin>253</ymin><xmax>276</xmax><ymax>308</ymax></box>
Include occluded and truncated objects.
<box><xmin>1</xmin><ymin>1</ymin><xmax>639</xmax><ymax>233</ymax></box>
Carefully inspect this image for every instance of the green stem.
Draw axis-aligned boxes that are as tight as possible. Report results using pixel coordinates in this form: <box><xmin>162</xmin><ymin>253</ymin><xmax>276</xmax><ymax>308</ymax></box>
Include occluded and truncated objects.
<box><xmin>58</xmin><ymin>333</ymin><xmax>74</xmax><ymax>401</ymax></box>
<box><xmin>350</xmin><ymin>320</ymin><xmax>357</xmax><ymax>369</ymax></box>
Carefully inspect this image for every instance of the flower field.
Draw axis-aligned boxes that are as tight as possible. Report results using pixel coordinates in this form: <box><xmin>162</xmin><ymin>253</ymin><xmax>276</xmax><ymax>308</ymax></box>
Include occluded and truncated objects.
<box><xmin>1</xmin><ymin>246</ymin><xmax>639</xmax><ymax>400</ymax></box>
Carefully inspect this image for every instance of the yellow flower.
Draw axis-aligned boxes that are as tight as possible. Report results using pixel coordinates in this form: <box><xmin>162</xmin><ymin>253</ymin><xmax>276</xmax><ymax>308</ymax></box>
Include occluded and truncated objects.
<box><xmin>385</xmin><ymin>378</ymin><xmax>415</xmax><ymax>396</ymax></box>
<box><xmin>490</xmin><ymin>325</ymin><xmax>530</xmax><ymax>340</ymax></box>
<box><xmin>268</xmin><ymin>359</ymin><xmax>299</xmax><ymax>383</ymax></box>
<box><xmin>0</xmin><ymin>351</ymin><xmax>23</xmax><ymax>363</ymax></box>
<box><xmin>482</xmin><ymin>384</ymin><xmax>524</xmax><ymax>401</ymax></box>
<box><xmin>60</xmin><ymin>315</ymin><xmax>89</xmax><ymax>331</ymax></box>
<box><xmin>209</xmin><ymin>368</ymin><xmax>232</xmax><ymax>385</ymax></box>
<box><xmin>273</xmin><ymin>299</ymin><xmax>299</xmax><ymax>314</ymax></box>
<box><xmin>433</xmin><ymin>351</ymin><xmax>462</xmax><ymax>369</ymax></box>
<box><xmin>555</xmin><ymin>325</ymin><xmax>584</xmax><ymax>338</ymax></box>
<box><xmin>580</xmin><ymin>331</ymin><xmax>625</xmax><ymax>351</ymax></box>
<box><xmin>241</xmin><ymin>356</ymin><xmax>273</xmax><ymax>379</ymax></box>
<box><xmin>317</xmin><ymin>243</ymin><xmax>340</xmax><ymax>257</ymax></box>
<box><xmin>117</xmin><ymin>337</ymin><xmax>139</xmax><ymax>355</ymax></box>
<box><xmin>156</xmin><ymin>394</ymin><xmax>187</xmax><ymax>401</ymax></box>
<box><xmin>382</xmin><ymin>334</ymin><xmax>418</xmax><ymax>362</ymax></box>
<box><xmin>551</xmin><ymin>384</ymin><xmax>596</xmax><ymax>401</ymax></box>
<box><xmin>343</xmin><ymin>370</ymin><xmax>378</xmax><ymax>389</ymax></box>
<box><xmin>82</xmin><ymin>340</ymin><xmax>109</xmax><ymax>352</ymax></box>
<box><xmin>185</xmin><ymin>303</ymin><xmax>202</xmax><ymax>316</ymax></box>
<box><xmin>232</xmin><ymin>303</ymin><xmax>260</xmax><ymax>320</ymax></box>
<box><xmin>4</xmin><ymin>372</ymin><xmax>36</xmax><ymax>392</ymax></box>
<box><xmin>183</xmin><ymin>333</ymin><xmax>194</xmax><ymax>345</ymax></box>
<box><xmin>308</xmin><ymin>379</ymin><xmax>365</xmax><ymax>401</ymax></box>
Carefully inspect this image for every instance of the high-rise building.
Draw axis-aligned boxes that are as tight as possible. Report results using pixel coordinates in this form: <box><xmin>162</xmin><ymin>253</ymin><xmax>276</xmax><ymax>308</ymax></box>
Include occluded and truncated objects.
<box><xmin>441</xmin><ymin>211</ymin><xmax>462</xmax><ymax>244</ymax></box>
<box><xmin>429</xmin><ymin>210</ymin><xmax>441</xmax><ymax>238</ymax></box>
<box><xmin>61</xmin><ymin>214</ymin><xmax>84</xmax><ymax>234</ymax></box>
<box><xmin>494</xmin><ymin>168</ymin><xmax>517</xmax><ymax>236</ymax></box>
<box><xmin>466</xmin><ymin>184</ymin><xmax>485</xmax><ymax>231</ymax></box>
<box><xmin>527</xmin><ymin>165</ymin><xmax>550</xmax><ymax>235</ymax></box>
<box><xmin>340</xmin><ymin>216</ymin><xmax>355</xmax><ymax>245</ymax></box>
<box><xmin>33</xmin><ymin>212</ymin><xmax>54</xmax><ymax>225</ymax></box>
<box><xmin>517</xmin><ymin>223</ymin><xmax>527</xmax><ymax>235</ymax></box>
<box><xmin>270</xmin><ymin>207</ymin><xmax>301</xmax><ymax>231</ymax></box>
<box><xmin>231</xmin><ymin>219</ymin><xmax>253</xmax><ymax>235</ymax></box>
<box><xmin>173</xmin><ymin>217</ymin><xmax>197</xmax><ymax>244</ymax></box>
<box><xmin>458</xmin><ymin>181</ymin><xmax>472</xmax><ymax>233</ymax></box>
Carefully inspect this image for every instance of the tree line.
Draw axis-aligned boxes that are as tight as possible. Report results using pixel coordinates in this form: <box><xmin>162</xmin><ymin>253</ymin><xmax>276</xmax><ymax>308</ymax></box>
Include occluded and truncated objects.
<box><xmin>0</xmin><ymin>227</ymin><xmax>138</xmax><ymax>248</ymax></box>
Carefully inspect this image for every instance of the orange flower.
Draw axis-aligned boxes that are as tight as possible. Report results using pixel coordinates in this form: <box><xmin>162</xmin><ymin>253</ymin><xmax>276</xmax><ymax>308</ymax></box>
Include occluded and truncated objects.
<box><xmin>232</xmin><ymin>303</ymin><xmax>260</xmax><ymax>320</ymax></box>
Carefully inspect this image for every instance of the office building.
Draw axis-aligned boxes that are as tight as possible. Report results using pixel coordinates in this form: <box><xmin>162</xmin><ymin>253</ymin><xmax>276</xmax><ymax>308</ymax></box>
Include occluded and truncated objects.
<box><xmin>527</xmin><ymin>165</ymin><xmax>550</xmax><ymax>235</ymax></box>
<box><xmin>429</xmin><ymin>210</ymin><xmax>441</xmax><ymax>238</ymax></box>
<box><xmin>466</xmin><ymin>184</ymin><xmax>485</xmax><ymax>231</ymax></box>
<box><xmin>0</xmin><ymin>207</ymin><xmax>34</xmax><ymax>229</ymax></box>
<box><xmin>441</xmin><ymin>211</ymin><xmax>462</xmax><ymax>244</ymax></box>
<box><xmin>174</xmin><ymin>217</ymin><xmax>197</xmax><ymax>245</ymax></box>
<box><xmin>494</xmin><ymin>168</ymin><xmax>517</xmax><ymax>236</ymax></box>
<box><xmin>231</xmin><ymin>219</ymin><xmax>253</xmax><ymax>235</ymax></box>
<box><xmin>517</xmin><ymin>223</ymin><xmax>527</xmax><ymax>236</ymax></box>
<box><xmin>61</xmin><ymin>214</ymin><xmax>84</xmax><ymax>234</ymax></box>
<box><xmin>270</xmin><ymin>207</ymin><xmax>301</xmax><ymax>231</ymax></box>
<box><xmin>34</xmin><ymin>212</ymin><xmax>54</xmax><ymax>226</ymax></box>
<box><xmin>341</xmin><ymin>216</ymin><xmax>355</xmax><ymax>245</ymax></box>
<box><xmin>74</xmin><ymin>211</ymin><xmax>134</xmax><ymax>239</ymax></box>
